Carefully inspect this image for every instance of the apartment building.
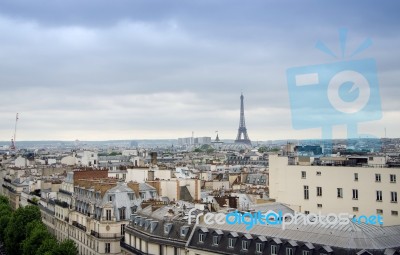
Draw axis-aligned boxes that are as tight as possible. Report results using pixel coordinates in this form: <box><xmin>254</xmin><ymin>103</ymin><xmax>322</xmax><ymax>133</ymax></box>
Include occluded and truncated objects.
<box><xmin>66</xmin><ymin>180</ymin><xmax>140</xmax><ymax>255</ymax></box>
<box><xmin>2</xmin><ymin>176</ymin><xmax>29</xmax><ymax>209</ymax></box>
<box><xmin>269</xmin><ymin>155</ymin><xmax>400</xmax><ymax>226</ymax></box>
<box><xmin>40</xmin><ymin>172</ymin><xmax>159</xmax><ymax>255</ymax></box>
<box><xmin>121</xmin><ymin>203</ymin><xmax>194</xmax><ymax>255</ymax></box>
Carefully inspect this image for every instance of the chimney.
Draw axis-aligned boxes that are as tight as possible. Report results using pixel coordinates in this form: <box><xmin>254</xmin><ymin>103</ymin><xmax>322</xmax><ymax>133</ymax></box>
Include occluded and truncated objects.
<box><xmin>148</xmin><ymin>170</ymin><xmax>155</xmax><ymax>181</ymax></box>
<box><xmin>150</xmin><ymin>152</ymin><xmax>157</xmax><ymax>166</ymax></box>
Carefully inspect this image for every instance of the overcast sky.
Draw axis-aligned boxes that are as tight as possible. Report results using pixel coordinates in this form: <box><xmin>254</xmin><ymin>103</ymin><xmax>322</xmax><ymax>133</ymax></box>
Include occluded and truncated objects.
<box><xmin>0</xmin><ymin>0</ymin><xmax>399</xmax><ymax>141</ymax></box>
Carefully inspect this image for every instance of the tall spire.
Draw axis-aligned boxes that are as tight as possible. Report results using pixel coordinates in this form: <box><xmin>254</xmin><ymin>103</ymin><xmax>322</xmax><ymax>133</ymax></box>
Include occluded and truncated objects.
<box><xmin>234</xmin><ymin>93</ymin><xmax>251</xmax><ymax>145</ymax></box>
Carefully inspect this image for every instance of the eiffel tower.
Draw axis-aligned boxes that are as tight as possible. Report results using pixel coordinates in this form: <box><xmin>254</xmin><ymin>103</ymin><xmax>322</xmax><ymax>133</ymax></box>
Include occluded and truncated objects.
<box><xmin>234</xmin><ymin>93</ymin><xmax>251</xmax><ymax>145</ymax></box>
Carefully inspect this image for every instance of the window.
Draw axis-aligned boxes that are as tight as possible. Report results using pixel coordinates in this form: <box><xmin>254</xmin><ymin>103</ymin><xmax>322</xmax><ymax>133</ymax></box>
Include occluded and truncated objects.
<box><xmin>302</xmin><ymin>251</ymin><xmax>310</xmax><ymax>255</ymax></box>
<box><xmin>390</xmin><ymin>174</ymin><xmax>396</xmax><ymax>183</ymax></box>
<box><xmin>354</xmin><ymin>173</ymin><xmax>358</xmax><ymax>181</ymax></box>
<box><xmin>391</xmin><ymin>191</ymin><xmax>398</xmax><ymax>203</ymax></box>
<box><xmin>353</xmin><ymin>207</ymin><xmax>359</xmax><ymax>212</ymax></box>
<box><xmin>256</xmin><ymin>243</ymin><xmax>263</xmax><ymax>253</ymax></box>
<box><xmin>242</xmin><ymin>240</ymin><xmax>249</xmax><ymax>251</ymax></box>
<box><xmin>304</xmin><ymin>186</ymin><xmax>309</xmax><ymax>200</ymax></box>
<box><xmin>105</xmin><ymin>243</ymin><xmax>110</xmax><ymax>253</ymax></box>
<box><xmin>213</xmin><ymin>236</ymin><xmax>219</xmax><ymax>245</ymax></box>
<box><xmin>375</xmin><ymin>174</ymin><xmax>381</xmax><ymax>182</ymax></box>
<box><xmin>164</xmin><ymin>224</ymin><xmax>171</xmax><ymax>234</ymax></box>
<box><xmin>337</xmin><ymin>188</ymin><xmax>343</xmax><ymax>198</ymax></box>
<box><xmin>304</xmin><ymin>210</ymin><xmax>310</xmax><ymax>215</ymax></box>
<box><xmin>106</xmin><ymin>209</ymin><xmax>111</xmax><ymax>221</ymax></box>
<box><xmin>352</xmin><ymin>189</ymin><xmax>358</xmax><ymax>200</ymax></box>
<box><xmin>286</xmin><ymin>248</ymin><xmax>293</xmax><ymax>255</ymax></box>
<box><xmin>180</xmin><ymin>228</ymin><xmax>186</xmax><ymax>236</ymax></box>
<box><xmin>228</xmin><ymin>238</ymin><xmax>235</xmax><ymax>248</ymax></box>
<box><xmin>316</xmin><ymin>171</ymin><xmax>321</xmax><ymax>176</ymax></box>
<box><xmin>119</xmin><ymin>208</ymin><xmax>126</xmax><ymax>220</ymax></box>
<box><xmin>377</xmin><ymin>209</ymin><xmax>383</xmax><ymax>214</ymax></box>
<box><xmin>376</xmin><ymin>190</ymin><xmax>383</xmax><ymax>202</ymax></box>
<box><xmin>316</xmin><ymin>187</ymin><xmax>322</xmax><ymax>196</ymax></box>
<box><xmin>301</xmin><ymin>171</ymin><xmax>306</xmax><ymax>179</ymax></box>
<box><xmin>317</xmin><ymin>204</ymin><xmax>322</xmax><ymax>208</ymax></box>
<box><xmin>271</xmin><ymin>245</ymin><xmax>278</xmax><ymax>255</ymax></box>
<box><xmin>120</xmin><ymin>224</ymin><xmax>125</xmax><ymax>235</ymax></box>
<box><xmin>108</xmin><ymin>195</ymin><xmax>113</xmax><ymax>202</ymax></box>
<box><xmin>199</xmin><ymin>233</ymin><xmax>204</xmax><ymax>243</ymax></box>
<box><xmin>392</xmin><ymin>211</ymin><xmax>398</xmax><ymax>216</ymax></box>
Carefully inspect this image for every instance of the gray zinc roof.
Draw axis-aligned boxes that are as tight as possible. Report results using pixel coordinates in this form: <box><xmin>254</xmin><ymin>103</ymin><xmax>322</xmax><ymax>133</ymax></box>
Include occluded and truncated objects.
<box><xmin>195</xmin><ymin>216</ymin><xmax>400</xmax><ymax>249</ymax></box>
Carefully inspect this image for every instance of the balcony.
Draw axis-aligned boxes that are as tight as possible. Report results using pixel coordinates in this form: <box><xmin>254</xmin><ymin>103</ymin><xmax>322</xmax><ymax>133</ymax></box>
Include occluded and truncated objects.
<box><xmin>38</xmin><ymin>204</ymin><xmax>55</xmax><ymax>216</ymax></box>
<box><xmin>2</xmin><ymin>184</ymin><xmax>17</xmax><ymax>193</ymax></box>
<box><xmin>54</xmin><ymin>199</ymin><xmax>69</xmax><ymax>208</ymax></box>
<box><xmin>59</xmin><ymin>189</ymin><xmax>72</xmax><ymax>196</ymax></box>
<box><xmin>27</xmin><ymin>198</ymin><xmax>38</xmax><ymax>205</ymax></box>
<box><xmin>90</xmin><ymin>230</ymin><xmax>122</xmax><ymax>239</ymax></box>
<box><xmin>72</xmin><ymin>221</ymin><xmax>87</xmax><ymax>232</ymax></box>
<box><xmin>120</xmin><ymin>241</ymin><xmax>148</xmax><ymax>255</ymax></box>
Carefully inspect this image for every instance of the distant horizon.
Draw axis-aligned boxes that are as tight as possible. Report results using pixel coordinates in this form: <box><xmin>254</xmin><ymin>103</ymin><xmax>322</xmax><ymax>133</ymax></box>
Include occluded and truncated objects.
<box><xmin>0</xmin><ymin>136</ymin><xmax>395</xmax><ymax>144</ymax></box>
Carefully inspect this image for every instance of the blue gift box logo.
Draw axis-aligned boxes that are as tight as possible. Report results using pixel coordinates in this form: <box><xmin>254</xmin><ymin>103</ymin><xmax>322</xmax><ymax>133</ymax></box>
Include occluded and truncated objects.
<box><xmin>286</xmin><ymin>29</ymin><xmax>382</xmax><ymax>142</ymax></box>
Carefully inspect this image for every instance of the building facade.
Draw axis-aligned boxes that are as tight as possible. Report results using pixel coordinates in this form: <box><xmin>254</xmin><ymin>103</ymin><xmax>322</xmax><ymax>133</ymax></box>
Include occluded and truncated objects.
<box><xmin>269</xmin><ymin>155</ymin><xmax>400</xmax><ymax>226</ymax></box>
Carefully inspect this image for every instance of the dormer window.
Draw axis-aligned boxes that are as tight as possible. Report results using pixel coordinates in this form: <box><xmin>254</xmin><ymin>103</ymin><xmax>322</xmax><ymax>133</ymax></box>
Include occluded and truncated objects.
<box><xmin>242</xmin><ymin>240</ymin><xmax>249</xmax><ymax>251</ymax></box>
<box><xmin>199</xmin><ymin>233</ymin><xmax>205</xmax><ymax>243</ymax></box>
<box><xmin>164</xmin><ymin>223</ymin><xmax>172</xmax><ymax>234</ymax></box>
<box><xmin>213</xmin><ymin>236</ymin><xmax>220</xmax><ymax>245</ymax></box>
<box><xmin>180</xmin><ymin>226</ymin><xmax>190</xmax><ymax>237</ymax></box>
<box><xmin>134</xmin><ymin>216</ymin><xmax>141</xmax><ymax>225</ymax></box>
<box><xmin>106</xmin><ymin>209</ymin><xmax>112</xmax><ymax>221</ymax></box>
<box><xmin>119</xmin><ymin>207</ymin><xmax>126</xmax><ymax>220</ymax></box>
<box><xmin>140</xmin><ymin>217</ymin><xmax>146</xmax><ymax>227</ymax></box>
<box><xmin>228</xmin><ymin>238</ymin><xmax>235</xmax><ymax>248</ymax></box>
<box><xmin>150</xmin><ymin>221</ymin><xmax>158</xmax><ymax>232</ymax></box>
<box><xmin>145</xmin><ymin>219</ymin><xmax>151</xmax><ymax>230</ymax></box>
<box><xmin>256</xmin><ymin>243</ymin><xmax>263</xmax><ymax>253</ymax></box>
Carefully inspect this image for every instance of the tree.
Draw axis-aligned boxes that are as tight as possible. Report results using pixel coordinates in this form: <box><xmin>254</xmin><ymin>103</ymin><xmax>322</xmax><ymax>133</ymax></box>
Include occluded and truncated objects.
<box><xmin>0</xmin><ymin>215</ymin><xmax>11</xmax><ymax>241</ymax></box>
<box><xmin>0</xmin><ymin>195</ymin><xmax>9</xmax><ymax>205</ymax></box>
<box><xmin>36</xmin><ymin>238</ymin><xmax>58</xmax><ymax>255</ymax></box>
<box><xmin>258</xmin><ymin>146</ymin><xmax>267</xmax><ymax>153</ymax></box>
<box><xmin>0</xmin><ymin>196</ymin><xmax>12</xmax><ymax>241</ymax></box>
<box><xmin>52</xmin><ymin>239</ymin><xmax>78</xmax><ymax>255</ymax></box>
<box><xmin>22</xmin><ymin>221</ymin><xmax>53</xmax><ymax>255</ymax></box>
<box><xmin>5</xmin><ymin>205</ymin><xmax>41</xmax><ymax>255</ymax></box>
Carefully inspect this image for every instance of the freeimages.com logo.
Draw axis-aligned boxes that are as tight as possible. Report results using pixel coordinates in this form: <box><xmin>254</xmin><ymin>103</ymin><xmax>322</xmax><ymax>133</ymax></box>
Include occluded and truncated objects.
<box><xmin>286</xmin><ymin>29</ymin><xmax>382</xmax><ymax>143</ymax></box>
<box><xmin>188</xmin><ymin>209</ymin><xmax>383</xmax><ymax>231</ymax></box>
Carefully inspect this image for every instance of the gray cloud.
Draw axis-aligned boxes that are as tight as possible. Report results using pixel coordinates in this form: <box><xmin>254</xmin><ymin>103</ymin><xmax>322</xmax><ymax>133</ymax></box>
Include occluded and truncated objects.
<box><xmin>0</xmin><ymin>1</ymin><xmax>399</xmax><ymax>141</ymax></box>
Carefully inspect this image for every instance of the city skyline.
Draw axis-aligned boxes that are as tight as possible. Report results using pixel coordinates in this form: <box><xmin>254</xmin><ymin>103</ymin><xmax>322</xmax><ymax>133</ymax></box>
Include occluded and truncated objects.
<box><xmin>0</xmin><ymin>1</ymin><xmax>399</xmax><ymax>141</ymax></box>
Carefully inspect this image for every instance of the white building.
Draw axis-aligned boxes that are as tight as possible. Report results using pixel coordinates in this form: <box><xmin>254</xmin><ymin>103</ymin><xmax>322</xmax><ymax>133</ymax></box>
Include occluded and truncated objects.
<box><xmin>269</xmin><ymin>155</ymin><xmax>400</xmax><ymax>226</ymax></box>
<box><xmin>61</xmin><ymin>155</ymin><xmax>76</xmax><ymax>166</ymax></box>
<box><xmin>76</xmin><ymin>151</ymin><xmax>98</xmax><ymax>167</ymax></box>
<box><xmin>14</xmin><ymin>156</ymin><xmax>30</xmax><ymax>168</ymax></box>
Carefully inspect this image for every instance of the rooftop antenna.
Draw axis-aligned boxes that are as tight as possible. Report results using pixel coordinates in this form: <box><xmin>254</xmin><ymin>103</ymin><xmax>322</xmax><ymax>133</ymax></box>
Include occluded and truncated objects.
<box><xmin>10</xmin><ymin>113</ymin><xmax>19</xmax><ymax>151</ymax></box>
